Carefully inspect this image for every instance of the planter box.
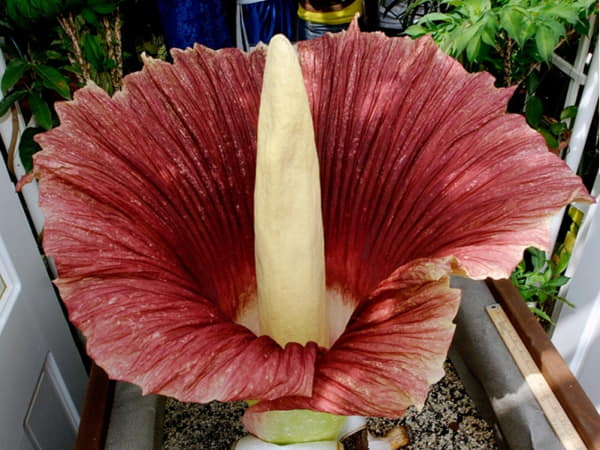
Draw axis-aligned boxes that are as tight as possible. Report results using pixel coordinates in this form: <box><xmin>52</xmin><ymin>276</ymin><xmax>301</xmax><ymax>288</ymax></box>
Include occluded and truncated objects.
<box><xmin>74</xmin><ymin>280</ymin><xmax>600</xmax><ymax>449</ymax></box>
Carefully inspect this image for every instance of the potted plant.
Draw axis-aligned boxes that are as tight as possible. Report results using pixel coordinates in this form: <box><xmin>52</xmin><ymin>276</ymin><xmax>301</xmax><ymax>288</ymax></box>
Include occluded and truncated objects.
<box><xmin>19</xmin><ymin>23</ymin><xmax>591</xmax><ymax>447</ymax></box>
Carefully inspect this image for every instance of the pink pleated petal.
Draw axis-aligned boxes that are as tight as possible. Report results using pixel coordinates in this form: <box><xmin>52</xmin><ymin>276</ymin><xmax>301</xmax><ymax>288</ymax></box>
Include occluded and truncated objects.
<box><xmin>243</xmin><ymin>257</ymin><xmax>460</xmax><ymax>434</ymax></box>
<box><xmin>298</xmin><ymin>25</ymin><xmax>592</xmax><ymax>293</ymax></box>
<box><xmin>30</xmin><ymin>23</ymin><xmax>592</xmax><ymax>420</ymax></box>
<box><xmin>37</xmin><ymin>47</ymin><xmax>265</xmax><ymax>319</ymax></box>
<box><xmin>32</xmin><ymin>46</ymin><xmax>319</xmax><ymax>401</ymax></box>
<box><xmin>58</xmin><ymin>277</ymin><xmax>317</xmax><ymax>401</ymax></box>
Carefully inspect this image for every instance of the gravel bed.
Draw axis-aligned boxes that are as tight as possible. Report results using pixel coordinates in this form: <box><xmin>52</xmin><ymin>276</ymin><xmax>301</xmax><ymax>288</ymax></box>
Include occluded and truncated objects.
<box><xmin>162</xmin><ymin>361</ymin><xmax>499</xmax><ymax>449</ymax></box>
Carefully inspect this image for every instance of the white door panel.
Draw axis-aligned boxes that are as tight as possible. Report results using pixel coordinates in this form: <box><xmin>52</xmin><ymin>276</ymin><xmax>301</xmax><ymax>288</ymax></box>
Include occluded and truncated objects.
<box><xmin>1</xmin><ymin>144</ymin><xmax>87</xmax><ymax>449</ymax></box>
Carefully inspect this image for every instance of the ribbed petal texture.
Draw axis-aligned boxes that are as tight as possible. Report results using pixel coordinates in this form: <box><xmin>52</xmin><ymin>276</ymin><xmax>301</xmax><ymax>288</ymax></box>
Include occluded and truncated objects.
<box><xmin>299</xmin><ymin>26</ymin><xmax>592</xmax><ymax>292</ymax></box>
<box><xmin>30</xmin><ymin>23</ymin><xmax>591</xmax><ymax>424</ymax></box>
<box><xmin>35</xmin><ymin>48</ymin><xmax>318</xmax><ymax>401</ymax></box>
<box><xmin>244</xmin><ymin>257</ymin><xmax>460</xmax><ymax>433</ymax></box>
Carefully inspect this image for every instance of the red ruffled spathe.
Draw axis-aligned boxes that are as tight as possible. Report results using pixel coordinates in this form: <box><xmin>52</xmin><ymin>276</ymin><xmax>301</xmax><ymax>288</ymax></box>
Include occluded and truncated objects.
<box><xmin>30</xmin><ymin>23</ymin><xmax>591</xmax><ymax>435</ymax></box>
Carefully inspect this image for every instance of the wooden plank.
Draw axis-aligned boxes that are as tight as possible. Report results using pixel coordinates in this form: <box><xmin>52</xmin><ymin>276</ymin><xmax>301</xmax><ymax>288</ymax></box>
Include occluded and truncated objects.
<box><xmin>487</xmin><ymin>304</ymin><xmax>585</xmax><ymax>450</ymax></box>
<box><xmin>487</xmin><ymin>278</ymin><xmax>600</xmax><ymax>450</ymax></box>
<box><xmin>75</xmin><ymin>363</ymin><xmax>115</xmax><ymax>450</ymax></box>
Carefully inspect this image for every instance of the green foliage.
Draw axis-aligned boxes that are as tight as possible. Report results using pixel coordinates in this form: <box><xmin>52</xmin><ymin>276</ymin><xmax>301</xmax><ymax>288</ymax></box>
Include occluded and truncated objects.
<box><xmin>0</xmin><ymin>0</ymin><xmax>123</xmax><ymax>171</ymax></box>
<box><xmin>524</xmin><ymin>75</ymin><xmax>577</xmax><ymax>151</ymax></box>
<box><xmin>3</xmin><ymin>1</ymin><xmax>119</xmax><ymax>28</ymax></box>
<box><xmin>405</xmin><ymin>0</ymin><xmax>597</xmax><ymax>86</ymax></box>
<box><xmin>0</xmin><ymin>89</ymin><xmax>27</xmax><ymax>115</ymax></box>
<box><xmin>33</xmin><ymin>64</ymin><xmax>72</xmax><ymax>99</ymax></box>
<box><xmin>1</xmin><ymin>58</ymin><xmax>28</xmax><ymax>92</ymax></box>
<box><xmin>0</xmin><ymin>42</ymin><xmax>70</xmax><ymax>138</ymax></box>
<box><xmin>0</xmin><ymin>36</ymin><xmax>73</xmax><ymax>137</ymax></box>
<box><xmin>18</xmin><ymin>127</ymin><xmax>44</xmax><ymax>173</ymax></box>
<box><xmin>5</xmin><ymin>0</ymin><xmax>67</xmax><ymax>27</ymax></box>
<box><xmin>510</xmin><ymin>247</ymin><xmax>573</xmax><ymax>324</ymax></box>
<box><xmin>28</xmin><ymin>92</ymin><xmax>53</xmax><ymax>129</ymax></box>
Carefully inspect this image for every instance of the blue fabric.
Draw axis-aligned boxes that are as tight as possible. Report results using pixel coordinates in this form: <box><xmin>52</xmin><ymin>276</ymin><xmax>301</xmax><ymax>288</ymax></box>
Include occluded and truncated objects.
<box><xmin>241</xmin><ymin>0</ymin><xmax>296</xmax><ymax>47</ymax></box>
<box><xmin>157</xmin><ymin>0</ymin><xmax>232</xmax><ymax>51</ymax></box>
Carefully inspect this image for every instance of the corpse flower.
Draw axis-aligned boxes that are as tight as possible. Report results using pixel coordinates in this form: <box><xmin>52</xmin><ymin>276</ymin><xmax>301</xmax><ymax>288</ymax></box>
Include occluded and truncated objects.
<box><xmin>27</xmin><ymin>23</ymin><xmax>591</xmax><ymax>446</ymax></box>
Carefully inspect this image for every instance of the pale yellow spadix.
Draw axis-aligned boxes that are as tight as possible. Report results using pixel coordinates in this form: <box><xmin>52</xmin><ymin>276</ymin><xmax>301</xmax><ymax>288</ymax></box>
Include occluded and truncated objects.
<box><xmin>254</xmin><ymin>35</ymin><xmax>328</xmax><ymax>348</ymax></box>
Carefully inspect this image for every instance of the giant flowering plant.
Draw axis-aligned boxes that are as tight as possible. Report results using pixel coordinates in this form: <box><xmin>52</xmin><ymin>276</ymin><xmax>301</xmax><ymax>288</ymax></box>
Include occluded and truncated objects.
<box><xmin>25</xmin><ymin>23</ymin><xmax>591</xmax><ymax>444</ymax></box>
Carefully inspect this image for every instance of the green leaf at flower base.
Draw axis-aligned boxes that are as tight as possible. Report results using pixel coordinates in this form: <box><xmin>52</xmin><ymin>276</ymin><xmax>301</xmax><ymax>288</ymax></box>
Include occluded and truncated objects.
<box><xmin>33</xmin><ymin>65</ymin><xmax>71</xmax><ymax>99</ymax></box>
<box><xmin>28</xmin><ymin>92</ymin><xmax>53</xmax><ymax>130</ymax></box>
<box><xmin>1</xmin><ymin>58</ymin><xmax>28</xmax><ymax>93</ymax></box>
<box><xmin>251</xmin><ymin>410</ymin><xmax>346</xmax><ymax>445</ymax></box>
<box><xmin>18</xmin><ymin>127</ymin><xmax>44</xmax><ymax>173</ymax></box>
<box><xmin>235</xmin><ymin>436</ymin><xmax>337</xmax><ymax>449</ymax></box>
<box><xmin>0</xmin><ymin>89</ymin><xmax>27</xmax><ymax>116</ymax></box>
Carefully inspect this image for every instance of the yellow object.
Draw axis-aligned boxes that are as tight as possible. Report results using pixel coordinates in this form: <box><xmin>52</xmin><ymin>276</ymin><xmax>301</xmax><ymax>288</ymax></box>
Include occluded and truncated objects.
<box><xmin>568</xmin><ymin>205</ymin><xmax>584</xmax><ymax>225</ymax></box>
<box><xmin>254</xmin><ymin>35</ymin><xmax>329</xmax><ymax>348</ymax></box>
<box><xmin>564</xmin><ymin>206</ymin><xmax>584</xmax><ymax>254</ymax></box>
<box><xmin>298</xmin><ymin>0</ymin><xmax>363</xmax><ymax>25</ymax></box>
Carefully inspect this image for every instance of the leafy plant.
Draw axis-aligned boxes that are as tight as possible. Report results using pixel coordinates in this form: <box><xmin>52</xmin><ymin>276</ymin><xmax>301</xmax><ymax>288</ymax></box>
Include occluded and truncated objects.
<box><xmin>510</xmin><ymin>247</ymin><xmax>573</xmax><ymax>324</ymax></box>
<box><xmin>524</xmin><ymin>72</ymin><xmax>578</xmax><ymax>152</ymax></box>
<box><xmin>405</xmin><ymin>0</ymin><xmax>596</xmax><ymax>86</ymax></box>
<box><xmin>0</xmin><ymin>0</ymin><xmax>123</xmax><ymax>172</ymax></box>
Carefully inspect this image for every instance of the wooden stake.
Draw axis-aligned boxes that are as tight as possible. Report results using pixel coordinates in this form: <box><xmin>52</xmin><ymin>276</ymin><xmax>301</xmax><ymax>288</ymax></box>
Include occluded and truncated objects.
<box><xmin>486</xmin><ymin>304</ymin><xmax>586</xmax><ymax>450</ymax></box>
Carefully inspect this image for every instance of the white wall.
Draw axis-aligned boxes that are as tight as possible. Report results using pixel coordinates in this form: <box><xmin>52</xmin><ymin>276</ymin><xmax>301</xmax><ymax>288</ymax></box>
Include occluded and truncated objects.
<box><xmin>552</xmin><ymin>173</ymin><xmax>600</xmax><ymax>413</ymax></box>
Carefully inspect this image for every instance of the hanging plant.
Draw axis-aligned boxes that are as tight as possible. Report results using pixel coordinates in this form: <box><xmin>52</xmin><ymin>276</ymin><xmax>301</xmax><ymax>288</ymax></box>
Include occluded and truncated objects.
<box><xmin>19</xmin><ymin>24</ymin><xmax>591</xmax><ymax>445</ymax></box>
